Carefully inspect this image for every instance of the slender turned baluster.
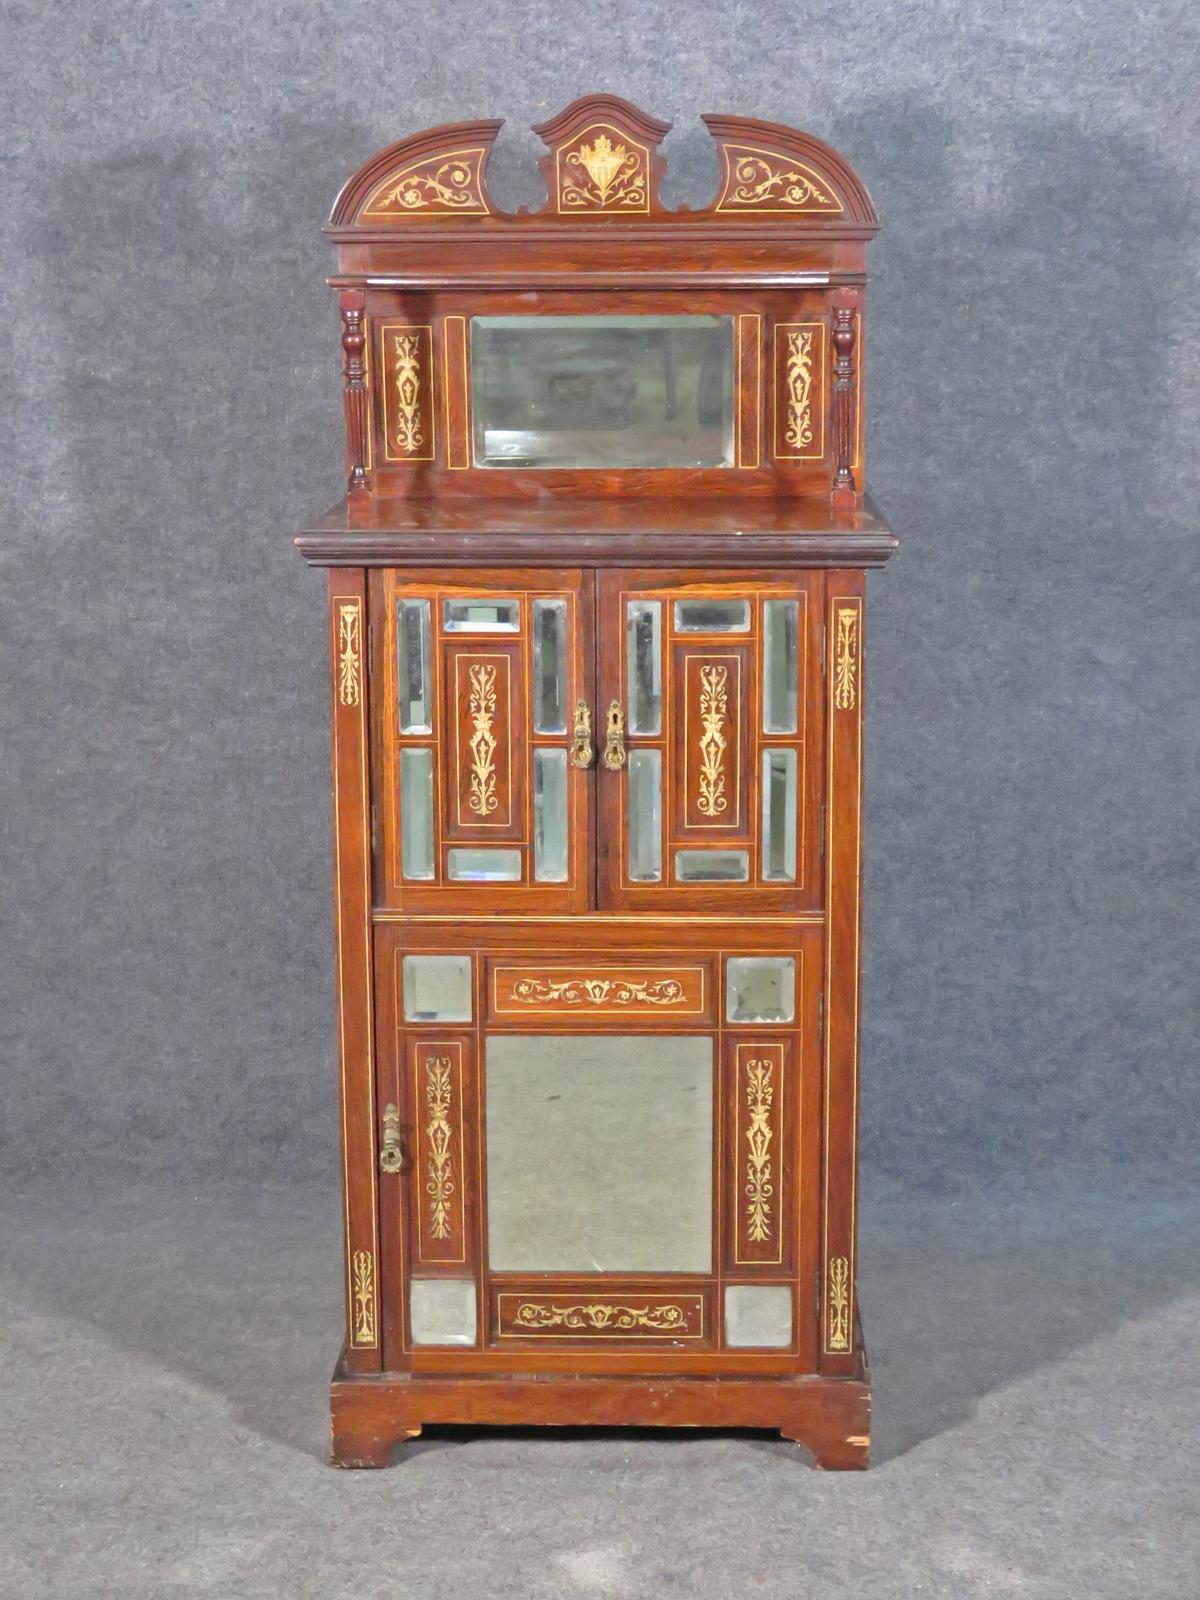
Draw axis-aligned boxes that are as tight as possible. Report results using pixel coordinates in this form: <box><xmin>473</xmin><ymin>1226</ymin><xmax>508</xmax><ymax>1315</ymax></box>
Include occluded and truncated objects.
<box><xmin>339</xmin><ymin>288</ymin><xmax>370</xmax><ymax>493</ymax></box>
<box><xmin>831</xmin><ymin>300</ymin><xmax>857</xmax><ymax>498</ymax></box>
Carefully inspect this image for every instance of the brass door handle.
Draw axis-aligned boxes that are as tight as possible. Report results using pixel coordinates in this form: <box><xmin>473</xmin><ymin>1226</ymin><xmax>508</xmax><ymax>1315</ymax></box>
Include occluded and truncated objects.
<box><xmin>569</xmin><ymin>699</ymin><xmax>595</xmax><ymax>769</ymax></box>
<box><xmin>379</xmin><ymin>1102</ymin><xmax>406</xmax><ymax>1174</ymax></box>
<box><xmin>602</xmin><ymin>700</ymin><xmax>627</xmax><ymax>770</ymax></box>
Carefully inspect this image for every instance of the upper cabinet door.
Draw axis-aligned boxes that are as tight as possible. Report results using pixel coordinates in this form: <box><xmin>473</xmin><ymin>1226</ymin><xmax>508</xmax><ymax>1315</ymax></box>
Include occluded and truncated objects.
<box><xmin>372</xmin><ymin>569</ymin><xmax>593</xmax><ymax>913</ymax></box>
<box><xmin>596</xmin><ymin>571</ymin><xmax>823</xmax><ymax>913</ymax></box>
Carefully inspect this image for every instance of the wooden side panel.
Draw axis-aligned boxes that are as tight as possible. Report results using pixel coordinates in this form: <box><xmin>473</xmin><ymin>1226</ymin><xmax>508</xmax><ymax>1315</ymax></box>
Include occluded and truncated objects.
<box><xmin>821</xmin><ymin>574</ymin><xmax>864</xmax><ymax>1372</ymax></box>
<box><xmin>328</xmin><ymin>569</ymin><xmax>381</xmax><ymax>1371</ymax></box>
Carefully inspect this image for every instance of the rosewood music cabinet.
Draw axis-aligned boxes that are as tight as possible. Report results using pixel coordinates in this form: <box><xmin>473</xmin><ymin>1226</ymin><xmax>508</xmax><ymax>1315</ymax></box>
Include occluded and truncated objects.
<box><xmin>293</xmin><ymin>95</ymin><xmax>897</xmax><ymax>1469</ymax></box>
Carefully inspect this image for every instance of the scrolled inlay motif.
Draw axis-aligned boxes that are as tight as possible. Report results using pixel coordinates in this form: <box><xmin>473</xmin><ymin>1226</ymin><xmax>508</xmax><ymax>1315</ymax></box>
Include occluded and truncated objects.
<box><xmin>391</xmin><ymin>333</ymin><xmax>423</xmax><ymax>454</ymax></box>
<box><xmin>514</xmin><ymin>1302</ymin><xmax>688</xmax><ymax>1333</ymax></box>
<box><xmin>783</xmin><ymin>329</ymin><xmax>815</xmax><ymax>451</ymax></box>
<box><xmin>365</xmin><ymin>149</ymin><xmax>490</xmax><ymax>216</ymax></box>
<box><xmin>744</xmin><ymin>1058</ymin><xmax>776</xmax><ymax>1244</ymax></box>
<box><xmin>717</xmin><ymin>146</ymin><xmax>840</xmax><ymax>212</ymax></box>
<box><xmin>827</xmin><ymin>1255</ymin><xmax>851</xmax><ymax>1351</ymax></box>
<box><xmin>696</xmin><ymin>665</ymin><xmax>729</xmax><ymax>817</ymax></box>
<box><xmin>834</xmin><ymin>608</ymin><xmax>858</xmax><ymax>712</ymax></box>
<box><xmin>423</xmin><ymin>1056</ymin><xmax>455</xmax><ymax>1241</ymax></box>
<box><xmin>509</xmin><ymin>976</ymin><xmax>687</xmax><ymax>1008</ymax></box>
<box><xmin>351</xmin><ymin>1250</ymin><xmax>376</xmax><ymax>1345</ymax></box>
<box><xmin>337</xmin><ymin>602</ymin><xmax>361</xmax><ymax>708</ymax></box>
<box><xmin>467</xmin><ymin>664</ymin><xmax>499</xmax><ymax>815</ymax></box>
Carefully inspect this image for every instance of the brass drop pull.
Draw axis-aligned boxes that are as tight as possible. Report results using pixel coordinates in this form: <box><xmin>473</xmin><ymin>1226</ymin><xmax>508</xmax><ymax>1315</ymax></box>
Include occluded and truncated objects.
<box><xmin>569</xmin><ymin>698</ymin><xmax>595</xmax><ymax>769</ymax></box>
<box><xmin>379</xmin><ymin>1103</ymin><xmax>406</xmax><ymax>1174</ymax></box>
<box><xmin>602</xmin><ymin>699</ymin><xmax>627</xmax><ymax>770</ymax></box>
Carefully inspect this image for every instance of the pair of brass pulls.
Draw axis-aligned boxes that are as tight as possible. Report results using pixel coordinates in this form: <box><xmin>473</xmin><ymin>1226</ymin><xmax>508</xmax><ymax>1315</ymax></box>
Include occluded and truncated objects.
<box><xmin>569</xmin><ymin>699</ymin><xmax>626</xmax><ymax>771</ymax></box>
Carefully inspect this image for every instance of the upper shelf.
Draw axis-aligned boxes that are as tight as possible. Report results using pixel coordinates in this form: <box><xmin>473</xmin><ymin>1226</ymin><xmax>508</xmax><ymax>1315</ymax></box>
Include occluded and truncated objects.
<box><xmin>326</xmin><ymin>94</ymin><xmax>879</xmax><ymax>240</ymax></box>
<box><xmin>293</xmin><ymin>492</ymin><xmax>898</xmax><ymax>569</ymax></box>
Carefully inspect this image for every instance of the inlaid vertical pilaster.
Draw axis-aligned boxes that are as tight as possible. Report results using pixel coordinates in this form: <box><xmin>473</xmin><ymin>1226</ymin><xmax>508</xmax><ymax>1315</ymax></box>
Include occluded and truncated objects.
<box><xmin>329</xmin><ymin>568</ymin><xmax>381</xmax><ymax>1369</ymax></box>
<box><xmin>821</xmin><ymin>574</ymin><xmax>864</xmax><ymax>1371</ymax></box>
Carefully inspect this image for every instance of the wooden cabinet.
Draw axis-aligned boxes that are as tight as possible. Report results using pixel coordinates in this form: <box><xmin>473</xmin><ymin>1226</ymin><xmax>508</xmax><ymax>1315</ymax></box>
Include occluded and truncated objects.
<box><xmin>297</xmin><ymin>95</ymin><xmax>897</xmax><ymax>1469</ymax></box>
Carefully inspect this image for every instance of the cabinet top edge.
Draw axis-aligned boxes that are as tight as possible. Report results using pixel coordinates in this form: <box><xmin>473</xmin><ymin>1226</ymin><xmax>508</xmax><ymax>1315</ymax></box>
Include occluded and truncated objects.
<box><xmin>292</xmin><ymin>494</ymin><xmax>898</xmax><ymax>570</ymax></box>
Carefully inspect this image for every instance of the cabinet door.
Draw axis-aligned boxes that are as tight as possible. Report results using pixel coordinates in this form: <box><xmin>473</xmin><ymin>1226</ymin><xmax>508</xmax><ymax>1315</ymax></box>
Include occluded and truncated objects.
<box><xmin>372</xmin><ymin>569</ymin><xmax>592</xmax><ymax>912</ymax></box>
<box><xmin>596</xmin><ymin>570</ymin><xmax>822</xmax><ymax>913</ymax></box>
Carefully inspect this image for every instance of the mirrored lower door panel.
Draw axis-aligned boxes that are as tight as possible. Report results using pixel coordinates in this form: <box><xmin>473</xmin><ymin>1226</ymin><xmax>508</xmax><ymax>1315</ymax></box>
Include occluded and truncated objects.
<box><xmin>379</xmin><ymin>931</ymin><xmax>815</xmax><ymax>1370</ymax></box>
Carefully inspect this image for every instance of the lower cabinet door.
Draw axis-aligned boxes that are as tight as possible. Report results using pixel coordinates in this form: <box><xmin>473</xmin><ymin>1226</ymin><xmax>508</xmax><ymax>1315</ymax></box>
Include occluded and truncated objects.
<box><xmin>373</xmin><ymin>928</ymin><xmax>822</xmax><ymax>1374</ymax></box>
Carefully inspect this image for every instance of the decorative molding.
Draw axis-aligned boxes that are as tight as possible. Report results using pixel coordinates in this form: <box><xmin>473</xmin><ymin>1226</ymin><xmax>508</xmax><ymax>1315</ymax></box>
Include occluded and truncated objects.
<box><xmin>509</xmin><ymin>975</ymin><xmax>686</xmax><ymax>1007</ymax></box>
<box><xmin>827</xmin><ymin>1256</ymin><xmax>851</xmax><ymax>1351</ymax></box>
<box><xmin>784</xmin><ymin>329</ymin><xmax>815</xmax><ymax>451</ymax></box>
<box><xmin>423</xmin><ymin>1055</ymin><xmax>455</xmax><ymax>1241</ymax></box>
<box><xmin>466</xmin><ymin>663</ymin><xmax>499</xmax><ymax>815</ymax></box>
<box><xmin>351</xmin><ymin>1250</ymin><xmax>376</xmax><ymax>1346</ymax></box>
<box><xmin>391</xmin><ymin>333</ymin><xmax>423</xmax><ymax>454</ymax></box>
<box><xmin>361</xmin><ymin>147</ymin><xmax>492</xmax><ymax>219</ymax></box>
<box><xmin>696</xmin><ymin>665</ymin><xmax>730</xmax><ymax>817</ymax></box>
<box><xmin>714</xmin><ymin>143</ymin><xmax>842</xmax><ymax>213</ymax></box>
<box><xmin>337</xmin><ymin>601</ymin><xmax>362</xmax><ymax>708</ymax></box>
<box><xmin>744</xmin><ymin>1058</ymin><xmax>776</xmax><ymax>1244</ymax></box>
<box><xmin>834</xmin><ymin>607</ymin><xmax>858</xmax><ymax>712</ymax></box>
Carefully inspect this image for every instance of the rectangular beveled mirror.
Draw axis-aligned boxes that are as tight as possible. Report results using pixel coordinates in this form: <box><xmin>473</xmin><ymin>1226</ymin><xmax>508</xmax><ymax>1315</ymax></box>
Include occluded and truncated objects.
<box><xmin>470</xmin><ymin>315</ymin><xmax>735</xmax><ymax>469</ymax></box>
<box><xmin>484</xmin><ymin>1033</ymin><xmax>714</xmax><ymax>1272</ymax></box>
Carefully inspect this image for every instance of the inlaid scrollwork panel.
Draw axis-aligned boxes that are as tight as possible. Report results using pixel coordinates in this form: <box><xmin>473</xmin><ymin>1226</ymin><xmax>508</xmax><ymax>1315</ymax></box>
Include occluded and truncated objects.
<box><xmin>409</xmin><ymin>1040</ymin><xmax>468</xmax><ymax>1266</ymax></box>
<box><xmin>773</xmin><ymin>322</ymin><xmax>826</xmax><ymax>461</ymax></box>
<box><xmin>490</xmin><ymin>963</ymin><xmax>710</xmax><ymax>1021</ymax></box>
<box><xmin>379</xmin><ymin>322</ymin><xmax>436</xmax><ymax>463</ymax></box>
<box><xmin>679</xmin><ymin>650</ymin><xmax>746</xmax><ymax>835</ymax></box>
<box><xmin>446</xmin><ymin>647</ymin><xmax>520</xmax><ymax>838</ymax></box>
<box><xmin>731</xmin><ymin>1042</ymin><xmax>787</xmax><ymax>1267</ymax></box>
<box><xmin>361</xmin><ymin>146</ymin><xmax>492</xmax><ymax>219</ymax></box>
<box><xmin>495</xmin><ymin>1291</ymin><xmax>705</xmax><ymax>1340</ymax></box>
<box><xmin>714</xmin><ymin>142</ymin><xmax>844</xmax><ymax>214</ymax></box>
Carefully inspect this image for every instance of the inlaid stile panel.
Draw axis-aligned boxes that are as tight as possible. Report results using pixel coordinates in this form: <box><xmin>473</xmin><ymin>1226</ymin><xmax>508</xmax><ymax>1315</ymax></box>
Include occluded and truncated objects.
<box><xmin>407</xmin><ymin>1037</ymin><xmax>473</xmax><ymax>1273</ymax></box>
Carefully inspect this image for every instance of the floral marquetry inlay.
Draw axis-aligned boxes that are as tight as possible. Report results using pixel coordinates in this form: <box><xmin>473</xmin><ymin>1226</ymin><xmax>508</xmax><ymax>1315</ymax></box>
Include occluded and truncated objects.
<box><xmin>784</xmin><ymin>330</ymin><xmax>815</xmax><ymax>451</ymax></box>
<box><xmin>497</xmin><ymin>1294</ymin><xmax>705</xmax><ymax>1339</ymax></box>
<box><xmin>390</xmin><ymin>333</ymin><xmax>423</xmax><ymax>454</ymax></box>
<box><xmin>834</xmin><ymin>607</ymin><xmax>859</xmax><ymax>712</ymax></box>
<box><xmin>361</xmin><ymin>147</ymin><xmax>492</xmax><ymax>218</ymax></box>
<box><xmin>696</xmin><ymin>665</ymin><xmax>730</xmax><ymax>818</ymax></box>
<box><xmin>557</xmin><ymin>125</ymin><xmax>650</xmax><ymax>213</ymax></box>
<box><xmin>350</xmin><ymin>1250</ymin><xmax>376</xmax><ymax>1346</ymax></box>
<box><xmin>510</xmin><ymin>976</ymin><xmax>686</xmax><ymax>1007</ymax></box>
<box><xmin>827</xmin><ymin>1256</ymin><xmax>851</xmax><ymax>1351</ymax></box>
<box><xmin>744</xmin><ymin>1059</ymin><xmax>776</xmax><ymax>1244</ymax></box>
<box><xmin>467</xmin><ymin>664</ymin><xmax>500</xmax><ymax>816</ymax></box>
<box><xmin>336</xmin><ymin>602</ymin><xmax>362</xmax><ymax>708</ymax></box>
<box><xmin>715</xmin><ymin>143</ymin><xmax>843</xmax><ymax>213</ymax></box>
<box><xmin>423</xmin><ymin>1056</ymin><xmax>456</xmax><ymax>1241</ymax></box>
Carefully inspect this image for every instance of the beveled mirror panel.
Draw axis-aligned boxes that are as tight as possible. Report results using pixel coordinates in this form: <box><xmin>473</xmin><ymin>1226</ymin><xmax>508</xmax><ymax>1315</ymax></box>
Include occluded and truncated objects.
<box><xmin>471</xmin><ymin>316</ymin><xmax>735</xmax><ymax>469</ymax></box>
<box><xmin>485</xmin><ymin>1034</ymin><xmax>713</xmax><ymax>1273</ymax></box>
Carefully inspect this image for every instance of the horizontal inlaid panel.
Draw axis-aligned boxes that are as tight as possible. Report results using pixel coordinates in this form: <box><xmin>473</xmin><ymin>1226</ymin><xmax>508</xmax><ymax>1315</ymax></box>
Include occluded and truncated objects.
<box><xmin>494</xmin><ymin>1290</ymin><xmax>707</xmax><ymax>1341</ymax></box>
<box><xmin>489</xmin><ymin>962</ymin><xmax>711</xmax><ymax>1020</ymax></box>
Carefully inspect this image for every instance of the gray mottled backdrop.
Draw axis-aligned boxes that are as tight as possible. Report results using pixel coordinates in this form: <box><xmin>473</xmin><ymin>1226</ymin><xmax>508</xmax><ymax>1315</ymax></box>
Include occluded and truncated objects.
<box><xmin>2</xmin><ymin>0</ymin><xmax>1197</xmax><ymax>1197</ymax></box>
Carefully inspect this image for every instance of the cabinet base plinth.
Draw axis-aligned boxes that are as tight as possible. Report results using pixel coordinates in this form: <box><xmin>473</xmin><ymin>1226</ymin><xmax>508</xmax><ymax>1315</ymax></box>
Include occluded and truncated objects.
<box><xmin>329</xmin><ymin>1342</ymin><xmax>871</xmax><ymax>1470</ymax></box>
